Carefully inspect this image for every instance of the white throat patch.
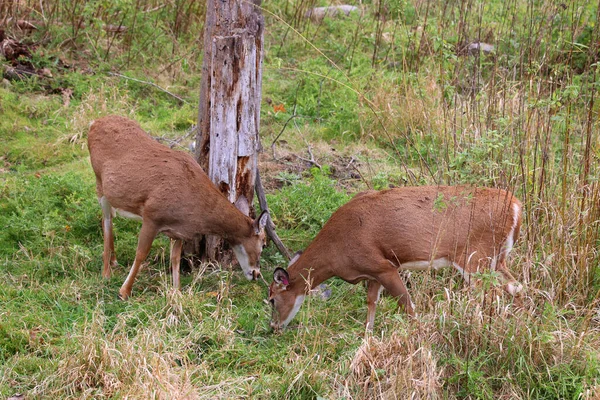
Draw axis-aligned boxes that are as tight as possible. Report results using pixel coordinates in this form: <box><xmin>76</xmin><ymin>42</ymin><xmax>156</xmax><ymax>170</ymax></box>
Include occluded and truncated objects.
<box><xmin>281</xmin><ymin>295</ymin><xmax>305</xmax><ymax>328</ymax></box>
<box><xmin>232</xmin><ymin>244</ymin><xmax>252</xmax><ymax>279</ymax></box>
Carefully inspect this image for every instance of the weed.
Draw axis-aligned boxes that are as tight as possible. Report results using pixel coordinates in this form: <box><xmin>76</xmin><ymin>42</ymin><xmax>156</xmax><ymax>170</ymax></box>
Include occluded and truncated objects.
<box><xmin>1</xmin><ymin>0</ymin><xmax>600</xmax><ymax>397</ymax></box>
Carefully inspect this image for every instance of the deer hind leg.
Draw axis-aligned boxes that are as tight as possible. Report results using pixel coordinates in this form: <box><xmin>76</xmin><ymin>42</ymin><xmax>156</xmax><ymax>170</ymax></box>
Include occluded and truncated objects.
<box><xmin>494</xmin><ymin>257</ymin><xmax>523</xmax><ymax>296</ymax></box>
<box><xmin>496</xmin><ymin>201</ymin><xmax>523</xmax><ymax>297</ymax></box>
<box><xmin>452</xmin><ymin>262</ymin><xmax>473</xmax><ymax>286</ymax></box>
<box><xmin>99</xmin><ymin>196</ymin><xmax>117</xmax><ymax>279</ymax></box>
<box><xmin>451</xmin><ymin>250</ymin><xmax>473</xmax><ymax>287</ymax></box>
<box><xmin>170</xmin><ymin>239</ymin><xmax>183</xmax><ymax>290</ymax></box>
<box><xmin>119</xmin><ymin>221</ymin><xmax>158</xmax><ymax>299</ymax></box>
<box><xmin>453</xmin><ymin>247</ymin><xmax>503</xmax><ymax>288</ymax></box>
<box><xmin>456</xmin><ymin>248</ymin><xmax>523</xmax><ymax>297</ymax></box>
<box><xmin>365</xmin><ymin>280</ymin><xmax>384</xmax><ymax>331</ymax></box>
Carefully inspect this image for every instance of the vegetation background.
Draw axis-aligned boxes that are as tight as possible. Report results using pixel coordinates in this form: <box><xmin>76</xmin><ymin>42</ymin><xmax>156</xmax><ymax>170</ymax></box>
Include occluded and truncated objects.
<box><xmin>0</xmin><ymin>0</ymin><xmax>599</xmax><ymax>398</ymax></box>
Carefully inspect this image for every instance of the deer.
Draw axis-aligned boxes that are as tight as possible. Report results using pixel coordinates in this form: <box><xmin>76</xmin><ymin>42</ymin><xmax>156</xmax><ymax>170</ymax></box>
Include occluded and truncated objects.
<box><xmin>88</xmin><ymin>115</ymin><xmax>269</xmax><ymax>299</ymax></box>
<box><xmin>268</xmin><ymin>186</ymin><xmax>523</xmax><ymax>331</ymax></box>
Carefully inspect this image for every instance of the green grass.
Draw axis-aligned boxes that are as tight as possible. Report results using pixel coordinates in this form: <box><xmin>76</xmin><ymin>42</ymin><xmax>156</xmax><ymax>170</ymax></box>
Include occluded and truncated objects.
<box><xmin>267</xmin><ymin>166</ymin><xmax>351</xmax><ymax>250</ymax></box>
<box><xmin>1</xmin><ymin>0</ymin><xmax>600</xmax><ymax>398</ymax></box>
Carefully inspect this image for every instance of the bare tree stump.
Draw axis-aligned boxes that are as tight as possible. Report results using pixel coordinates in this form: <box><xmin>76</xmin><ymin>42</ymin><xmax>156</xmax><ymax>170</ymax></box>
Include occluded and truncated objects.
<box><xmin>193</xmin><ymin>0</ymin><xmax>266</xmax><ymax>263</ymax></box>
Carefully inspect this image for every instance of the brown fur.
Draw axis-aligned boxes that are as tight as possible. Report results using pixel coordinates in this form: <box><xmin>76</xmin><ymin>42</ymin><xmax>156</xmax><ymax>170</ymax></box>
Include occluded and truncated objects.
<box><xmin>88</xmin><ymin>115</ymin><xmax>268</xmax><ymax>298</ymax></box>
<box><xmin>269</xmin><ymin>186</ymin><xmax>522</xmax><ymax>330</ymax></box>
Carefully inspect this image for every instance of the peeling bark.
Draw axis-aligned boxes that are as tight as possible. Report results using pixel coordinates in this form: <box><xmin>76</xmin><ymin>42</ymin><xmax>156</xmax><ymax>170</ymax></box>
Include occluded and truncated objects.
<box><xmin>195</xmin><ymin>0</ymin><xmax>264</xmax><ymax>262</ymax></box>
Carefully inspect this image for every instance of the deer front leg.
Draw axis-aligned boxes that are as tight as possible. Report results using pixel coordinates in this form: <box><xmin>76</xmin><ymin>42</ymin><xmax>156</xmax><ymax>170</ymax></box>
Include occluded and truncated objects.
<box><xmin>366</xmin><ymin>280</ymin><xmax>383</xmax><ymax>331</ymax></box>
<box><xmin>119</xmin><ymin>222</ymin><xmax>158</xmax><ymax>299</ymax></box>
<box><xmin>100</xmin><ymin>196</ymin><xmax>117</xmax><ymax>279</ymax></box>
<box><xmin>170</xmin><ymin>239</ymin><xmax>183</xmax><ymax>290</ymax></box>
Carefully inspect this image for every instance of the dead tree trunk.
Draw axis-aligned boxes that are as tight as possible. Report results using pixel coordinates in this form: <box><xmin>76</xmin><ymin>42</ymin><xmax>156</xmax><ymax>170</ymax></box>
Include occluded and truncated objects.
<box><xmin>194</xmin><ymin>0</ymin><xmax>265</xmax><ymax>262</ymax></box>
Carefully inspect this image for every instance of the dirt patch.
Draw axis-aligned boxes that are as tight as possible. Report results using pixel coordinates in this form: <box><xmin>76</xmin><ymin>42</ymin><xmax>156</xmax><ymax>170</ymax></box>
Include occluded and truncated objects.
<box><xmin>259</xmin><ymin>140</ymin><xmax>370</xmax><ymax>193</ymax></box>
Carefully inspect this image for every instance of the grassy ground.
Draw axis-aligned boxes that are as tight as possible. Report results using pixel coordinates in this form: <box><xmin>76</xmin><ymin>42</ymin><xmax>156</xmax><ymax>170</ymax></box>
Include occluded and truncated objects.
<box><xmin>1</xmin><ymin>0</ymin><xmax>600</xmax><ymax>398</ymax></box>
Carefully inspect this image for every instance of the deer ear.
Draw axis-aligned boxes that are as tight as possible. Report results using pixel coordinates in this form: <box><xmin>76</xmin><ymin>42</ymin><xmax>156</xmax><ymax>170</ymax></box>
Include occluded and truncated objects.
<box><xmin>254</xmin><ymin>210</ymin><xmax>269</xmax><ymax>233</ymax></box>
<box><xmin>273</xmin><ymin>267</ymin><xmax>290</xmax><ymax>286</ymax></box>
<box><xmin>235</xmin><ymin>195</ymin><xmax>250</xmax><ymax>216</ymax></box>
<box><xmin>289</xmin><ymin>250</ymin><xmax>303</xmax><ymax>266</ymax></box>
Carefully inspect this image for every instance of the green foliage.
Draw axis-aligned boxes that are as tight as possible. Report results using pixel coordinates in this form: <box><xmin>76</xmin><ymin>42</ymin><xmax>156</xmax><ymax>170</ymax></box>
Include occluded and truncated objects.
<box><xmin>0</xmin><ymin>88</ymin><xmax>78</xmax><ymax>171</ymax></box>
<box><xmin>371</xmin><ymin>170</ymin><xmax>407</xmax><ymax>190</ymax></box>
<box><xmin>448</xmin><ymin>130</ymin><xmax>514</xmax><ymax>185</ymax></box>
<box><xmin>266</xmin><ymin>166</ymin><xmax>350</xmax><ymax>249</ymax></box>
<box><xmin>0</xmin><ymin>172</ymin><xmax>98</xmax><ymax>255</ymax></box>
<box><xmin>0</xmin><ymin>323</ymin><xmax>28</xmax><ymax>361</ymax></box>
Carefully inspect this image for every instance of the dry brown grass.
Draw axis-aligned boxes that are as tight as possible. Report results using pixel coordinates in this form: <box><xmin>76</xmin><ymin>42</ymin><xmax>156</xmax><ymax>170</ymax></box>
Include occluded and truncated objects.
<box><xmin>31</xmin><ymin>287</ymin><xmax>255</xmax><ymax>400</ymax></box>
<box><xmin>359</xmin><ymin>74</ymin><xmax>446</xmax><ymax>143</ymax></box>
<box><xmin>344</xmin><ymin>272</ymin><xmax>600</xmax><ymax>399</ymax></box>
<box><xmin>59</xmin><ymin>84</ymin><xmax>138</xmax><ymax>147</ymax></box>
<box><xmin>39</xmin><ymin>307</ymin><xmax>196</xmax><ymax>398</ymax></box>
<box><xmin>350</xmin><ymin>333</ymin><xmax>443</xmax><ymax>399</ymax></box>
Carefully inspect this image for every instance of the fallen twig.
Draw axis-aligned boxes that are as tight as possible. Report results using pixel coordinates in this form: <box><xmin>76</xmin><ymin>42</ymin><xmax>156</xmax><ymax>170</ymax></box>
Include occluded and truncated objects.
<box><xmin>346</xmin><ymin>155</ymin><xmax>371</xmax><ymax>189</ymax></box>
<box><xmin>151</xmin><ymin>125</ymin><xmax>198</xmax><ymax>150</ymax></box>
<box><xmin>295</xmin><ymin>144</ymin><xmax>321</xmax><ymax>168</ymax></box>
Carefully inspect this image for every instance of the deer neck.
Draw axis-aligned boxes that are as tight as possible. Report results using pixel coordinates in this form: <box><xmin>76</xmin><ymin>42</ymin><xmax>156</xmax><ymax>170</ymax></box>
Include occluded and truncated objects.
<box><xmin>184</xmin><ymin>170</ymin><xmax>254</xmax><ymax>242</ymax></box>
<box><xmin>203</xmin><ymin>201</ymin><xmax>253</xmax><ymax>243</ymax></box>
<box><xmin>287</xmin><ymin>244</ymin><xmax>335</xmax><ymax>295</ymax></box>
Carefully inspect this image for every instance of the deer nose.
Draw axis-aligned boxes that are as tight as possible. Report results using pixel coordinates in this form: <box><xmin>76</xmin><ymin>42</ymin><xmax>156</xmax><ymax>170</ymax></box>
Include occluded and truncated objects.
<box><xmin>252</xmin><ymin>270</ymin><xmax>260</xmax><ymax>280</ymax></box>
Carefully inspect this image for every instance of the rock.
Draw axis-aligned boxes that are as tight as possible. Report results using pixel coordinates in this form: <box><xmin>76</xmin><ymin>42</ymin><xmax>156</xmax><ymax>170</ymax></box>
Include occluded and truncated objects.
<box><xmin>3</xmin><ymin>66</ymin><xmax>22</xmax><ymax>81</ymax></box>
<box><xmin>466</xmin><ymin>42</ymin><xmax>495</xmax><ymax>55</ymax></box>
<box><xmin>311</xmin><ymin>283</ymin><xmax>332</xmax><ymax>300</ymax></box>
<box><xmin>305</xmin><ymin>5</ymin><xmax>359</xmax><ymax>22</ymax></box>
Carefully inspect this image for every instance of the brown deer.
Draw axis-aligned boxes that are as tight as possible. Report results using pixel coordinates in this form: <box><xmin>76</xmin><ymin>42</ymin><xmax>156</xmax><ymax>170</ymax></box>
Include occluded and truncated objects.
<box><xmin>268</xmin><ymin>186</ymin><xmax>522</xmax><ymax>330</ymax></box>
<box><xmin>88</xmin><ymin>115</ymin><xmax>269</xmax><ymax>299</ymax></box>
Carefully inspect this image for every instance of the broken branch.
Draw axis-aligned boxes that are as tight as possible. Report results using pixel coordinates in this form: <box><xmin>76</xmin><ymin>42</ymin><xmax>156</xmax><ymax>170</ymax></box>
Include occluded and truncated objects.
<box><xmin>255</xmin><ymin>170</ymin><xmax>291</xmax><ymax>261</ymax></box>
